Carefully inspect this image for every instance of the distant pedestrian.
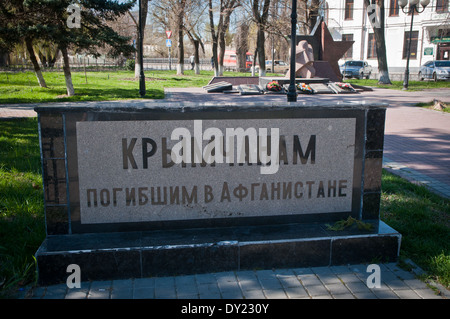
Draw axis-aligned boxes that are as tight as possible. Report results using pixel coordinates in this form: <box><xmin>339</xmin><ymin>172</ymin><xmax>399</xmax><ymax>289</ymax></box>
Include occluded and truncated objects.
<box><xmin>190</xmin><ymin>55</ymin><xmax>195</xmax><ymax>70</ymax></box>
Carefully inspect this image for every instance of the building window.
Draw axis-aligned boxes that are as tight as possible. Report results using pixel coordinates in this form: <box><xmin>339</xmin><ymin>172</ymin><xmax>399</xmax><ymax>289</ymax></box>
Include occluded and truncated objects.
<box><xmin>389</xmin><ymin>0</ymin><xmax>399</xmax><ymax>16</ymax></box>
<box><xmin>367</xmin><ymin>33</ymin><xmax>377</xmax><ymax>59</ymax></box>
<box><xmin>402</xmin><ymin>31</ymin><xmax>419</xmax><ymax>59</ymax></box>
<box><xmin>436</xmin><ymin>0</ymin><xmax>449</xmax><ymax>13</ymax></box>
<box><xmin>342</xmin><ymin>34</ymin><xmax>354</xmax><ymax>59</ymax></box>
<box><xmin>345</xmin><ymin>0</ymin><xmax>354</xmax><ymax>19</ymax></box>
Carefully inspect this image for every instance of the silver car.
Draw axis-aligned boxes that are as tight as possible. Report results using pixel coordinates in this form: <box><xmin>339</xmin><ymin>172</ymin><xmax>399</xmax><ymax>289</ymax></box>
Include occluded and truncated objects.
<box><xmin>418</xmin><ymin>60</ymin><xmax>450</xmax><ymax>81</ymax></box>
<box><xmin>265</xmin><ymin>60</ymin><xmax>289</xmax><ymax>73</ymax></box>
<box><xmin>340</xmin><ymin>60</ymin><xmax>372</xmax><ymax>79</ymax></box>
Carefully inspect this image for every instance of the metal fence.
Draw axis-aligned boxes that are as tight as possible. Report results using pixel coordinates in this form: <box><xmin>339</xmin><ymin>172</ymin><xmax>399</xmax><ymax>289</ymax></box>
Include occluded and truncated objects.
<box><xmin>1</xmin><ymin>56</ymin><xmax>422</xmax><ymax>80</ymax></box>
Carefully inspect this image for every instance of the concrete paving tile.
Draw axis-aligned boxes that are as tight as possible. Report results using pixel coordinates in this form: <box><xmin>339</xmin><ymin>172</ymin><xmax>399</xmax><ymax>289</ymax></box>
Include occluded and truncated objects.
<box><xmin>316</xmin><ymin>273</ymin><xmax>342</xmax><ymax>285</ymax></box>
<box><xmin>345</xmin><ymin>281</ymin><xmax>372</xmax><ymax>293</ymax></box>
<box><xmin>371</xmin><ymin>288</ymin><xmax>399</xmax><ymax>299</ymax></box>
<box><xmin>393</xmin><ymin>289</ymin><xmax>422</xmax><ymax>299</ymax></box>
<box><xmin>134</xmin><ymin>286</ymin><xmax>155</xmax><ymax>299</ymax></box>
<box><xmin>353</xmin><ymin>291</ymin><xmax>377</xmax><ymax>299</ymax></box>
<box><xmin>216</xmin><ymin>272</ymin><xmax>243</xmax><ymax>299</ymax></box>
<box><xmin>297</xmin><ymin>274</ymin><xmax>322</xmax><ymax>286</ymax></box>
<box><xmin>284</xmin><ymin>286</ymin><xmax>309</xmax><ymax>299</ymax></box>
<box><xmin>326</xmin><ymin>282</ymin><xmax>352</xmax><ymax>295</ymax></box>
<box><xmin>291</xmin><ymin>267</ymin><xmax>314</xmax><ymax>276</ymax></box>
<box><xmin>276</xmin><ymin>275</ymin><xmax>303</xmax><ymax>289</ymax></box>
<box><xmin>134</xmin><ymin>277</ymin><xmax>155</xmax><ymax>288</ymax></box>
<box><xmin>154</xmin><ymin>277</ymin><xmax>176</xmax><ymax>299</ymax></box>
<box><xmin>112</xmin><ymin>279</ymin><xmax>133</xmax><ymax>289</ymax></box>
<box><xmin>330</xmin><ymin>265</ymin><xmax>352</xmax><ymax>274</ymax></box>
<box><xmin>111</xmin><ymin>288</ymin><xmax>133</xmax><ymax>299</ymax></box>
<box><xmin>333</xmin><ymin>293</ymin><xmax>356</xmax><ymax>299</ymax></box>
<box><xmin>241</xmin><ymin>289</ymin><xmax>266</xmax><ymax>299</ymax></box>
<box><xmin>175</xmin><ymin>275</ymin><xmax>198</xmax><ymax>297</ymax></box>
<box><xmin>304</xmin><ymin>284</ymin><xmax>330</xmax><ymax>297</ymax></box>
<box><xmin>413</xmin><ymin>288</ymin><xmax>443</xmax><ymax>299</ymax></box>
<box><xmin>403</xmin><ymin>279</ymin><xmax>430</xmax><ymax>290</ymax></box>
<box><xmin>337</xmin><ymin>273</ymin><xmax>363</xmax><ymax>283</ymax></box>
<box><xmin>385</xmin><ymin>279</ymin><xmax>411</xmax><ymax>291</ymax></box>
<box><xmin>313</xmin><ymin>294</ymin><xmax>333</xmax><ymax>299</ymax></box>
<box><xmin>87</xmin><ymin>288</ymin><xmax>111</xmax><ymax>299</ymax></box>
<box><xmin>195</xmin><ymin>273</ymin><xmax>217</xmax><ymax>285</ymax></box>
<box><xmin>263</xmin><ymin>289</ymin><xmax>288</xmax><ymax>299</ymax></box>
<box><xmin>197</xmin><ymin>283</ymin><xmax>222</xmax><ymax>299</ymax></box>
<box><xmin>65</xmin><ymin>285</ymin><xmax>89</xmax><ymax>299</ymax></box>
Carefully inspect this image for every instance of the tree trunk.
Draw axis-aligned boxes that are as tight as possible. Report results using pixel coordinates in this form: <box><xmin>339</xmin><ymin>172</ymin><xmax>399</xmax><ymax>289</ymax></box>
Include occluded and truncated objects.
<box><xmin>252</xmin><ymin>0</ymin><xmax>271</xmax><ymax>77</ymax></box>
<box><xmin>209</xmin><ymin>0</ymin><xmax>219</xmax><ymax>77</ymax></box>
<box><xmin>218</xmin><ymin>33</ymin><xmax>226</xmax><ymax>76</ymax></box>
<box><xmin>25</xmin><ymin>38</ymin><xmax>47</xmax><ymax>88</ymax></box>
<box><xmin>193</xmin><ymin>39</ymin><xmax>200</xmax><ymax>74</ymax></box>
<box><xmin>251</xmin><ymin>48</ymin><xmax>258</xmax><ymax>76</ymax></box>
<box><xmin>373</xmin><ymin>26</ymin><xmax>391</xmax><ymax>84</ymax></box>
<box><xmin>61</xmin><ymin>46</ymin><xmax>75</xmax><ymax>96</ymax></box>
<box><xmin>176</xmin><ymin>0</ymin><xmax>186</xmax><ymax>75</ymax></box>
<box><xmin>177</xmin><ymin>26</ymin><xmax>184</xmax><ymax>75</ymax></box>
<box><xmin>256</xmin><ymin>29</ymin><xmax>266</xmax><ymax>77</ymax></box>
<box><xmin>364</xmin><ymin>0</ymin><xmax>391</xmax><ymax>84</ymax></box>
<box><xmin>212</xmin><ymin>42</ymin><xmax>219</xmax><ymax>76</ymax></box>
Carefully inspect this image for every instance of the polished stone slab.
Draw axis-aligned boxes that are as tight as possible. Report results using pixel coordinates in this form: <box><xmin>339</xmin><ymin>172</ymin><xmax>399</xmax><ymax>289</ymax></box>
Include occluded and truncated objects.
<box><xmin>35</xmin><ymin>221</ymin><xmax>400</xmax><ymax>285</ymax></box>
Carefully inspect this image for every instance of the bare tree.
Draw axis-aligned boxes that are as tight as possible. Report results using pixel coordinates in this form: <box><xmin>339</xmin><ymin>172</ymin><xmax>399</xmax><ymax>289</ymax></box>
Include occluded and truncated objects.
<box><xmin>209</xmin><ymin>0</ymin><xmax>241</xmax><ymax>76</ymax></box>
<box><xmin>150</xmin><ymin>0</ymin><xmax>188</xmax><ymax>75</ymax></box>
<box><xmin>184</xmin><ymin>4</ymin><xmax>208</xmax><ymax>74</ymax></box>
<box><xmin>251</xmin><ymin>0</ymin><xmax>271</xmax><ymax>76</ymax></box>
<box><xmin>175</xmin><ymin>0</ymin><xmax>187</xmax><ymax>75</ymax></box>
<box><xmin>127</xmin><ymin>1</ymin><xmax>149</xmax><ymax>78</ymax></box>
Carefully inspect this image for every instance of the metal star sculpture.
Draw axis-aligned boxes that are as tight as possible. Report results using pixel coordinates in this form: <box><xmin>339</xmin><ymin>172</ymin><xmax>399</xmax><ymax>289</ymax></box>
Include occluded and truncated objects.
<box><xmin>296</xmin><ymin>17</ymin><xmax>354</xmax><ymax>81</ymax></box>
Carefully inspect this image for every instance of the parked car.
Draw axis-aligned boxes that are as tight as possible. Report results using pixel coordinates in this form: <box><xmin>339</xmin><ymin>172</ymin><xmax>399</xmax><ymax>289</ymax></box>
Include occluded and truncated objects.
<box><xmin>418</xmin><ymin>60</ymin><xmax>450</xmax><ymax>81</ymax></box>
<box><xmin>265</xmin><ymin>60</ymin><xmax>289</xmax><ymax>73</ymax></box>
<box><xmin>340</xmin><ymin>60</ymin><xmax>372</xmax><ymax>79</ymax></box>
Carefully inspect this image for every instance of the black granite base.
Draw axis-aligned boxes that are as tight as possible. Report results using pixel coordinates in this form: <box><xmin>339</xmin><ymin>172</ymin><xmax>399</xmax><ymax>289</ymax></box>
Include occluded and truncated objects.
<box><xmin>35</xmin><ymin>221</ymin><xmax>400</xmax><ymax>286</ymax></box>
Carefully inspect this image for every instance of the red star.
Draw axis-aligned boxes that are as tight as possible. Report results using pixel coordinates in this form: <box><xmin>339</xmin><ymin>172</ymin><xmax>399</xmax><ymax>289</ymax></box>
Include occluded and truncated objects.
<box><xmin>319</xmin><ymin>22</ymin><xmax>354</xmax><ymax>81</ymax></box>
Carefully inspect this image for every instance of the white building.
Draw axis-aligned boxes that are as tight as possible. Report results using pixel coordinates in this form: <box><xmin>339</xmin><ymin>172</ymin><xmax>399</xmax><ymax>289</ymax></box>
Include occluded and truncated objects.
<box><xmin>325</xmin><ymin>0</ymin><xmax>449</xmax><ymax>76</ymax></box>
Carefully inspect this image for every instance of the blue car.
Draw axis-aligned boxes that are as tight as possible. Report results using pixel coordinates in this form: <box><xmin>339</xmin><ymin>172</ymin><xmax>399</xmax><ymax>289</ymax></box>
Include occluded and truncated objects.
<box><xmin>340</xmin><ymin>60</ymin><xmax>372</xmax><ymax>79</ymax></box>
<box><xmin>418</xmin><ymin>60</ymin><xmax>450</xmax><ymax>81</ymax></box>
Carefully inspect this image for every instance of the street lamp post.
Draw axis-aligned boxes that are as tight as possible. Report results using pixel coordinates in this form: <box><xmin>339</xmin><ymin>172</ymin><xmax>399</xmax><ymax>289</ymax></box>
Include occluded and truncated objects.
<box><xmin>398</xmin><ymin>0</ymin><xmax>430</xmax><ymax>90</ymax></box>
<box><xmin>287</xmin><ymin>0</ymin><xmax>297</xmax><ymax>102</ymax></box>
<box><xmin>138</xmin><ymin>0</ymin><xmax>146</xmax><ymax>97</ymax></box>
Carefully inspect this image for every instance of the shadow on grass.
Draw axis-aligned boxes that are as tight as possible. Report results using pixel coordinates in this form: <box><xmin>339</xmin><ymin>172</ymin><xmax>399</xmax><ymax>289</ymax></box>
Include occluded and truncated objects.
<box><xmin>0</xmin><ymin>88</ymin><xmax>164</xmax><ymax>104</ymax></box>
<box><xmin>0</xmin><ymin>118</ymin><xmax>40</xmax><ymax>173</ymax></box>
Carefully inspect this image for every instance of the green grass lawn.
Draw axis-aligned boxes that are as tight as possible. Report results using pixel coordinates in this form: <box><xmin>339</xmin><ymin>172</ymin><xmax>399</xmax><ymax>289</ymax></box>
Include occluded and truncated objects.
<box><xmin>0</xmin><ymin>70</ymin><xmax>260</xmax><ymax>104</ymax></box>
<box><xmin>0</xmin><ymin>118</ymin><xmax>44</xmax><ymax>297</ymax></box>
<box><xmin>0</xmin><ymin>118</ymin><xmax>449</xmax><ymax>298</ymax></box>
<box><xmin>347</xmin><ymin>78</ymin><xmax>450</xmax><ymax>91</ymax></box>
<box><xmin>2</xmin><ymin>69</ymin><xmax>448</xmax><ymax>105</ymax></box>
<box><xmin>381</xmin><ymin>172</ymin><xmax>450</xmax><ymax>288</ymax></box>
<box><xmin>416</xmin><ymin>101</ymin><xmax>450</xmax><ymax>113</ymax></box>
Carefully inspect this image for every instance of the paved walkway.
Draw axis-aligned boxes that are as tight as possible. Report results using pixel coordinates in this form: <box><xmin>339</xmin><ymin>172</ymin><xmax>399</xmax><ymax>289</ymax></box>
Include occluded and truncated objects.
<box><xmin>2</xmin><ymin>86</ymin><xmax>449</xmax><ymax>300</ymax></box>
<box><xmin>19</xmin><ymin>263</ymin><xmax>446</xmax><ymax>299</ymax></box>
